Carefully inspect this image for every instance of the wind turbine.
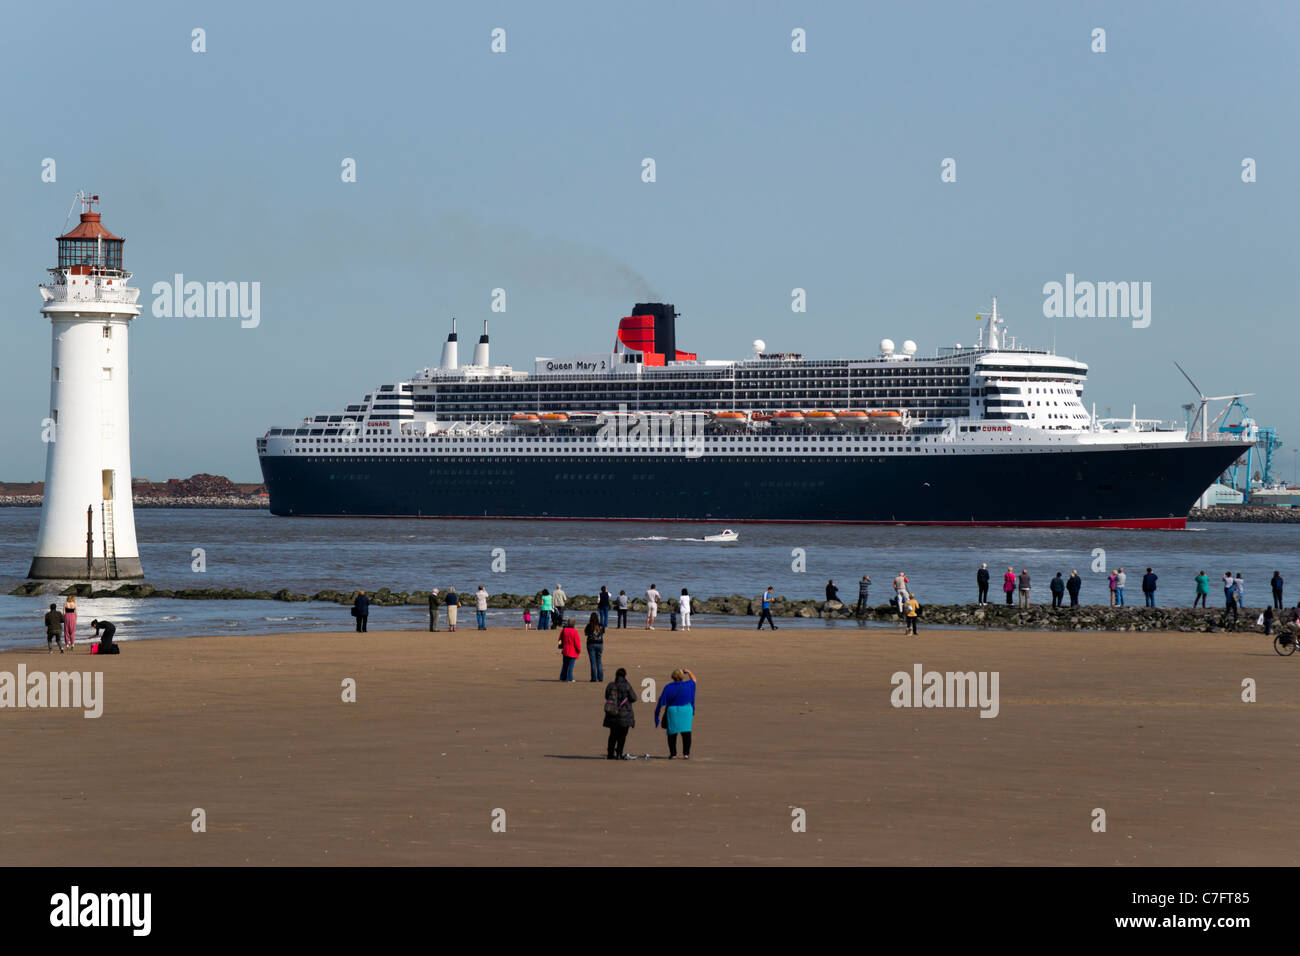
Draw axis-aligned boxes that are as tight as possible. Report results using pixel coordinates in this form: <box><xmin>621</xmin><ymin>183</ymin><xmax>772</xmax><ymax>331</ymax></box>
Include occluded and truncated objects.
<box><xmin>1173</xmin><ymin>362</ymin><xmax>1254</xmax><ymax>441</ymax></box>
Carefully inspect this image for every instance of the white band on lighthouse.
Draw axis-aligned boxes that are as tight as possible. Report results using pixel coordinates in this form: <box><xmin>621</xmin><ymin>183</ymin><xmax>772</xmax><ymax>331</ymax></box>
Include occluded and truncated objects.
<box><xmin>29</xmin><ymin>194</ymin><xmax>144</xmax><ymax>579</ymax></box>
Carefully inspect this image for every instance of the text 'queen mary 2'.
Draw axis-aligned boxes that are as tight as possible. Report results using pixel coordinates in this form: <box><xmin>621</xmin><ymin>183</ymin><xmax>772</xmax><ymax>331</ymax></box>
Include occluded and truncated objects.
<box><xmin>256</xmin><ymin>299</ymin><xmax>1249</xmax><ymax>528</ymax></box>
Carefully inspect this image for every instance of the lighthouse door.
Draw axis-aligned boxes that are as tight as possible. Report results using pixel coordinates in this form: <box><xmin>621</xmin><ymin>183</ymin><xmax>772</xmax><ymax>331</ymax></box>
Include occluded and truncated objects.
<box><xmin>101</xmin><ymin>469</ymin><xmax>114</xmax><ymax>500</ymax></box>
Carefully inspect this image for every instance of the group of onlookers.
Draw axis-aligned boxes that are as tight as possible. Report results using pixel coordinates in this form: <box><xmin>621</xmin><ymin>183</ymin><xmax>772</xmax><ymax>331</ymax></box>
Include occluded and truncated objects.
<box><xmin>332</xmin><ymin>566</ymin><xmax>1293</xmax><ymax>638</ymax></box>
<box><xmin>39</xmin><ymin>596</ymin><xmax>118</xmax><ymax>654</ymax></box>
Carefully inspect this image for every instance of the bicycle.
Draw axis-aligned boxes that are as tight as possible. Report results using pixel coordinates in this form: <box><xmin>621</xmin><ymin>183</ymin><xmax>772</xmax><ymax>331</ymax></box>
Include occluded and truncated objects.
<box><xmin>1274</xmin><ymin>631</ymin><xmax>1296</xmax><ymax>656</ymax></box>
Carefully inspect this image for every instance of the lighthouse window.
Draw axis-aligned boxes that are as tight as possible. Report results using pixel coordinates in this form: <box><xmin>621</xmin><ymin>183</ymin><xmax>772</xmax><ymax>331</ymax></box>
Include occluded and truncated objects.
<box><xmin>102</xmin><ymin>367</ymin><xmax>113</xmax><ymax>381</ymax></box>
<box><xmin>102</xmin><ymin>326</ymin><xmax>112</xmax><ymax>339</ymax></box>
<box><xmin>53</xmin><ymin>367</ymin><xmax>60</xmax><ymax>382</ymax></box>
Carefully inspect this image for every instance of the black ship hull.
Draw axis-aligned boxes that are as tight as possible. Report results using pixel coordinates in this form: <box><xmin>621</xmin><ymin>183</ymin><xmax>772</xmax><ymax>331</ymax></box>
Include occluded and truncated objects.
<box><xmin>257</xmin><ymin>441</ymin><xmax>1244</xmax><ymax>528</ymax></box>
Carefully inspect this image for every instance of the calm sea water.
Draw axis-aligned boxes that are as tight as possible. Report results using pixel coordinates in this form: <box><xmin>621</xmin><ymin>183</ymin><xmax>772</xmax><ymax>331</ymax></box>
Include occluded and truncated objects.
<box><xmin>1</xmin><ymin>508</ymin><xmax>1296</xmax><ymax>646</ymax></box>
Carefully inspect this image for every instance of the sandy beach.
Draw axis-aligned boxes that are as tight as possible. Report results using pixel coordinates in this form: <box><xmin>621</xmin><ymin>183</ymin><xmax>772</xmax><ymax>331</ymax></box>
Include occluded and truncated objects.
<box><xmin>1</xmin><ymin>623</ymin><xmax>1297</xmax><ymax>866</ymax></box>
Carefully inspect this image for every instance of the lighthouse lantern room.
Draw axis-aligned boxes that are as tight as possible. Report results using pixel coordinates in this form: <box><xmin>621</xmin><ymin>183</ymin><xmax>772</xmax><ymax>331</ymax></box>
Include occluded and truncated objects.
<box><xmin>29</xmin><ymin>194</ymin><xmax>144</xmax><ymax>579</ymax></box>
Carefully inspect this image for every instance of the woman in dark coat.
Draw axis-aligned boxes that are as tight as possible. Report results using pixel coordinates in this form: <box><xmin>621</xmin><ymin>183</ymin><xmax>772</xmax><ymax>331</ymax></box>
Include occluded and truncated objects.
<box><xmin>603</xmin><ymin>667</ymin><xmax>636</xmax><ymax>759</ymax></box>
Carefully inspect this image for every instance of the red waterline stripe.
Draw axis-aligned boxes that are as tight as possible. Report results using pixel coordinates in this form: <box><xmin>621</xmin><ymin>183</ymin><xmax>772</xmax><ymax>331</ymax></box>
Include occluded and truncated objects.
<box><xmin>275</xmin><ymin>513</ymin><xmax>1188</xmax><ymax>530</ymax></box>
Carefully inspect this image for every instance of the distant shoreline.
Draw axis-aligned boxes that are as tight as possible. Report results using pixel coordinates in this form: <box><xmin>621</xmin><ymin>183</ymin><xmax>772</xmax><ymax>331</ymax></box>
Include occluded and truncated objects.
<box><xmin>0</xmin><ymin>495</ymin><xmax>266</xmax><ymax>509</ymax></box>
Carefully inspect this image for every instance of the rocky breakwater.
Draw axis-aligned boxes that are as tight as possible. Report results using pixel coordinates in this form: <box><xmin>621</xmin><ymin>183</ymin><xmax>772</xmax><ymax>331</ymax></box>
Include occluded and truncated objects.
<box><xmin>0</xmin><ymin>474</ymin><xmax>268</xmax><ymax>508</ymax></box>
<box><xmin>1189</xmin><ymin>506</ymin><xmax>1300</xmax><ymax>523</ymax></box>
<box><xmin>9</xmin><ymin>583</ymin><xmax>1284</xmax><ymax>634</ymax></box>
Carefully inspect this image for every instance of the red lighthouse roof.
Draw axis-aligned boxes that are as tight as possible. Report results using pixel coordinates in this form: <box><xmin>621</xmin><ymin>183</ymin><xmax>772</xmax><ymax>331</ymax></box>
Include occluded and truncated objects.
<box><xmin>58</xmin><ymin>213</ymin><xmax>121</xmax><ymax>242</ymax></box>
<box><xmin>57</xmin><ymin>195</ymin><xmax>121</xmax><ymax>241</ymax></box>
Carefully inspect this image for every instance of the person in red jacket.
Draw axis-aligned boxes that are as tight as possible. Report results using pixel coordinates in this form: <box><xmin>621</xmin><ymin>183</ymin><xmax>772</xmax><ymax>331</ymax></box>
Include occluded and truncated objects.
<box><xmin>558</xmin><ymin>618</ymin><xmax>581</xmax><ymax>682</ymax></box>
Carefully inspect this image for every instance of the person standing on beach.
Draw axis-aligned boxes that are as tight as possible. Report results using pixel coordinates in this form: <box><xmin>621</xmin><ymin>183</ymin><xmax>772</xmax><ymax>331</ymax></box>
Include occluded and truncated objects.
<box><xmin>1263</xmin><ymin>605</ymin><xmax>1274</xmax><ymax>636</ymax></box>
<box><xmin>904</xmin><ymin>595</ymin><xmax>920</xmax><ymax>635</ymax></box>
<box><xmin>645</xmin><ymin>583</ymin><xmax>661</xmax><ymax>630</ymax></box>
<box><xmin>655</xmin><ymin>668</ymin><xmax>696</xmax><ymax>759</ymax></box>
<box><xmin>552</xmin><ymin>584</ymin><xmax>567</xmax><ymax>630</ymax></box>
<box><xmin>856</xmin><ymin>574</ymin><xmax>871</xmax><ymax>615</ymax></box>
<box><xmin>1142</xmin><ymin>568</ymin><xmax>1158</xmax><ymax>607</ymax></box>
<box><xmin>756</xmin><ymin>586</ymin><xmax>777</xmax><ymax>630</ymax></box>
<box><xmin>539</xmin><ymin>589</ymin><xmax>552</xmax><ymax>631</ymax></box>
<box><xmin>1050</xmin><ymin>572</ymin><xmax>1065</xmax><ymax>608</ymax></box>
<box><xmin>558</xmin><ymin>617</ymin><xmax>581</xmax><ymax>682</ymax></box>
<box><xmin>1272</xmin><ymin>571</ymin><xmax>1284</xmax><ymax>610</ymax></box>
<box><xmin>1221</xmin><ymin>572</ymin><xmax>1238</xmax><ymax>624</ymax></box>
<box><xmin>63</xmin><ymin>595</ymin><xmax>77</xmax><ymax>649</ymax></box>
<box><xmin>445</xmin><ymin>586</ymin><xmax>459</xmax><ymax>631</ymax></box>
<box><xmin>603</xmin><ymin>667</ymin><xmax>636</xmax><ymax>759</ymax></box>
<box><xmin>352</xmin><ymin>590</ymin><xmax>369</xmax><ymax>632</ymax></box>
<box><xmin>1193</xmin><ymin>571</ymin><xmax>1209</xmax><ymax>608</ymax></box>
<box><xmin>584</xmin><ymin>612</ymin><xmax>605</xmax><ymax>682</ymax></box>
<box><xmin>1108</xmin><ymin>570</ymin><xmax>1117</xmax><ymax>606</ymax></box>
<box><xmin>1115</xmin><ymin>569</ymin><xmax>1127</xmax><ymax>607</ymax></box>
<box><xmin>977</xmin><ymin>563</ymin><xmax>990</xmax><ymax>605</ymax></box>
<box><xmin>428</xmin><ymin>588</ymin><xmax>440</xmax><ymax>631</ymax></box>
<box><xmin>1018</xmin><ymin>569</ymin><xmax>1031</xmax><ymax>608</ymax></box>
<box><xmin>44</xmin><ymin>603</ymin><xmax>65</xmax><ymax>654</ymax></box>
<box><xmin>475</xmin><ymin>585</ymin><xmax>489</xmax><ymax>630</ymax></box>
<box><xmin>679</xmin><ymin>588</ymin><xmax>693</xmax><ymax>631</ymax></box>
<box><xmin>598</xmin><ymin>586</ymin><xmax>611</xmax><ymax>630</ymax></box>
<box><xmin>825</xmin><ymin>580</ymin><xmax>839</xmax><ymax>603</ymax></box>
<box><xmin>893</xmin><ymin>572</ymin><xmax>910</xmax><ymax>614</ymax></box>
<box><xmin>616</xmin><ymin>590</ymin><xmax>629</xmax><ymax>629</ymax></box>
<box><xmin>1004</xmin><ymin>567</ymin><xmax>1016</xmax><ymax>605</ymax></box>
<box><xmin>1234</xmin><ymin>573</ymin><xmax>1245</xmax><ymax>610</ymax></box>
<box><xmin>1066</xmin><ymin>570</ymin><xmax>1081</xmax><ymax>607</ymax></box>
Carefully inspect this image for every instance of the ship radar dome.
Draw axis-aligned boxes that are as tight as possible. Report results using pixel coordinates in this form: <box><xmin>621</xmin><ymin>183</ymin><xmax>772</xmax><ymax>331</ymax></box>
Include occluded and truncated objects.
<box><xmin>752</xmin><ymin>339</ymin><xmax>766</xmax><ymax>354</ymax></box>
<box><xmin>880</xmin><ymin>338</ymin><xmax>895</xmax><ymax>356</ymax></box>
<box><xmin>902</xmin><ymin>340</ymin><xmax>917</xmax><ymax>356</ymax></box>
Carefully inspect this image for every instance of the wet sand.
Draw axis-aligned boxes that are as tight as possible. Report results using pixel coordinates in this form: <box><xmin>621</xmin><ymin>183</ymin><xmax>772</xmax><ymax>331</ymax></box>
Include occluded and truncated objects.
<box><xmin>1</xmin><ymin>623</ymin><xmax>1296</xmax><ymax>865</ymax></box>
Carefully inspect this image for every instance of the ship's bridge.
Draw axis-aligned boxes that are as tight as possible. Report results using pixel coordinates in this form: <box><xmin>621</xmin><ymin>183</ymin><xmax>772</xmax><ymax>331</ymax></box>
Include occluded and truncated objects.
<box><xmin>971</xmin><ymin>353</ymin><xmax>1089</xmax><ymax>429</ymax></box>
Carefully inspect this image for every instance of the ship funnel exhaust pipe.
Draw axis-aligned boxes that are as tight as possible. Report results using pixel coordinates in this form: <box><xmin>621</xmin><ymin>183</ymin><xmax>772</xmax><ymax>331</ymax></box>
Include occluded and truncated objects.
<box><xmin>473</xmin><ymin>319</ymin><xmax>489</xmax><ymax>367</ymax></box>
<box><xmin>440</xmin><ymin>317</ymin><xmax>459</xmax><ymax>370</ymax></box>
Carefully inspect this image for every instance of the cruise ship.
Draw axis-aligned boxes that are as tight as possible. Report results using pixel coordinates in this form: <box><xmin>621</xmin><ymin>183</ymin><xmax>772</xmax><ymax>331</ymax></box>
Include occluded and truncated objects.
<box><xmin>256</xmin><ymin>299</ymin><xmax>1249</xmax><ymax>528</ymax></box>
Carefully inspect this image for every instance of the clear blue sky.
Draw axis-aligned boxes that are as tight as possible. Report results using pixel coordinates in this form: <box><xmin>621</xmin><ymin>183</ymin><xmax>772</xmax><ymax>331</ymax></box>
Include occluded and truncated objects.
<box><xmin>2</xmin><ymin>0</ymin><xmax>1296</xmax><ymax>483</ymax></box>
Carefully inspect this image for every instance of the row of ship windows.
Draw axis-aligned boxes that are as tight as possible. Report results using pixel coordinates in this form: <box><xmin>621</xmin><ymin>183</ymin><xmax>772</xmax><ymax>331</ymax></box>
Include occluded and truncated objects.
<box><xmin>291</xmin><ymin>445</ymin><xmax>1061</xmax><ymax>463</ymax></box>
<box><xmin>415</xmin><ymin>369</ymin><xmax>1080</xmax><ymax>385</ymax></box>
<box><xmin>411</xmin><ymin>372</ymin><xmax>1081</xmax><ymax>392</ymax></box>
<box><xmin>290</xmin><ymin>434</ymin><xmax>932</xmax><ymax>445</ymax></box>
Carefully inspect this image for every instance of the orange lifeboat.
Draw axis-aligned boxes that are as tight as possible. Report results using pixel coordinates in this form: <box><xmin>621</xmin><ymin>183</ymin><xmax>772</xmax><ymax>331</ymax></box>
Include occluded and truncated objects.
<box><xmin>539</xmin><ymin>412</ymin><xmax>570</xmax><ymax>423</ymax></box>
<box><xmin>836</xmin><ymin>410</ymin><xmax>867</xmax><ymax>422</ymax></box>
<box><xmin>805</xmin><ymin>409</ymin><xmax>837</xmax><ymax>430</ymax></box>
<box><xmin>511</xmin><ymin>413</ymin><xmax>541</xmax><ymax>430</ymax></box>
<box><xmin>867</xmin><ymin>409</ymin><xmax>905</xmax><ymax>433</ymax></box>
<box><xmin>770</xmin><ymin>410</ymin><xmax>806</xmax><ymax>430</ymax></box>
<box><xmin>711</xmin><ymin>410</ymin><xmax>748</xmax><ymax>431</ymax></box>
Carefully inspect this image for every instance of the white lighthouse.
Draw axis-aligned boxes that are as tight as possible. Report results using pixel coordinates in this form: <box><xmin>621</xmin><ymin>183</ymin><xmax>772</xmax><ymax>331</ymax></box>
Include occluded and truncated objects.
<box><xmin>29</xmin><ymin>195</ymin><xmax>144</xmax><ymax>579</ymax></box>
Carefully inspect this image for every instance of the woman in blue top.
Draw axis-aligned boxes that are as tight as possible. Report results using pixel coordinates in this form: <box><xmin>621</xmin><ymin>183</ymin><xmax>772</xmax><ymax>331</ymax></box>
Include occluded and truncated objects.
<box><xmin>654</xmin><ymin>668</ymin><xmax>697</xmax><ymax>759</ymax></box>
